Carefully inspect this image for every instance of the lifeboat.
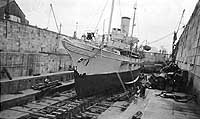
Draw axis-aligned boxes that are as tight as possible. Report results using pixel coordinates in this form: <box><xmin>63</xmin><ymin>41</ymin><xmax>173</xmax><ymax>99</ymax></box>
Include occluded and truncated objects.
<box><xmin>143</xmin><ymin>45</ymin><xmax>151</xmax><ymax>51</ymax></box>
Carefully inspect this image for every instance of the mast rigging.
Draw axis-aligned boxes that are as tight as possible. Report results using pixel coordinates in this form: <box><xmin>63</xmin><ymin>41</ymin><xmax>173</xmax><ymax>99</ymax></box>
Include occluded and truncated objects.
<box><xmin>50</xmin><ymin>4</ymin><xmax>60</xmax><ymax>33</ymax></box>
<box><xmin>131</xmin><ymin>1</ymin><xmax>137</xmax><ymax>37</ymax></box>
<box><xmin>107</xmin><ymin>0</ymin><xmax>115</xmax><ymax>42</ymax></box>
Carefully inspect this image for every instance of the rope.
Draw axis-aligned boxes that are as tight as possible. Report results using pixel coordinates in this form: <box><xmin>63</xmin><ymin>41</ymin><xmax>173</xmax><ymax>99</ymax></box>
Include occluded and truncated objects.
<box><xmin>118</xmin><ymin>0</ymin><xmax>122</xmax><ymax>18</ymax></box>
<box><xmin>80</xmin><ymin>47</ymin><xmax>103</xmax><ymax>66</ymax></box>
<box><xmin>149</xmin><ymin>32</ymin><xmax>174</xmax><ymax>44</ymax></box>
<box><xmin>116</xmin><ymin>72</ymin><xmax>127</xmax><ymax>92</ymax></box>
<box><xmin>149</xmin><ymin>26</ymin><xmax>184</xmax><ymax>44</ymax></box>
<box><xmin>50</xmin><ymin>4</ymin><xmax>59</xmax><ymax>32</ymax></box>
<box><xmin>94</xmin><ymin>0</ymin><xmax>109</xmax><ymax>32</ymax></box>
<box><xmin>46</xmin><ymin>8</ymin><xmax>52</xmax><ymax>29</ymax></box>
<box><xmin>136</xmin><ymin>9</ymin><xmax>140</xmax><ymax>38</ymax></box>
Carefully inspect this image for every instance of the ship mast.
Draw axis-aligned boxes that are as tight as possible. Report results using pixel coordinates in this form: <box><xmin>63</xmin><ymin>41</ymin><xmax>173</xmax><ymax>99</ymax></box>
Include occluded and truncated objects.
<box><xmin>131</xmin><ymin>2</ymin><xmax>137</xmax><ymax>52</ymax></box>
<box><xmin>107</xmin><ymin>0</ymin><xmax>115</xmax><ymax>42</ymax></box>
<box><xmin>131</xmin><ymin>2</ymin><xmax>137</xmax><ymax>37</ymax></box>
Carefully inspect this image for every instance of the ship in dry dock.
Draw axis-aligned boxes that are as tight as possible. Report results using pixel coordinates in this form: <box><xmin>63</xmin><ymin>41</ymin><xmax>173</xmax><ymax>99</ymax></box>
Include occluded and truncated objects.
<box><xmin>61</xmin><ymin>0</ymin><xmax>142</xmax><ymax>97</ymax></box>
<box><xmin>0</xmin><ymin>0</ymin><xmax>200</xmax><ymax>119</ymax></box>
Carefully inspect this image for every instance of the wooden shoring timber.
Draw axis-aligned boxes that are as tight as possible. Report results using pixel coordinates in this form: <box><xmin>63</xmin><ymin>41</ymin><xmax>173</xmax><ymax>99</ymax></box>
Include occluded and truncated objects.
<box><xmin>8</xmin><ymin>108</ymin><xmax>56</xmax><ymax>119</ymax></box>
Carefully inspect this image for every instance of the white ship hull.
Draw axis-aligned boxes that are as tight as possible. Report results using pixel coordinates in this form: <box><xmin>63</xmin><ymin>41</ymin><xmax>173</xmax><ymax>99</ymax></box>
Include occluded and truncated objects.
<box><xmin>61</xmin><ymin>38</ymin><xmax>141</xmax><ymax>97</ymax></box>
<box><xmin>62</xmin><ymin>38</ymin><xmax>141</xmax><ymax>75</ymax></box>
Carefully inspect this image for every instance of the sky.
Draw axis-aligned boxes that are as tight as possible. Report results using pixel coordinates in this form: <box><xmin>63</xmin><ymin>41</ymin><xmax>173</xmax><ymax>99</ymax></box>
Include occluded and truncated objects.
<box><xmin>16</xmin><ymin>0</ymin><xmax>199</xmax><ymax>53</ymax></box>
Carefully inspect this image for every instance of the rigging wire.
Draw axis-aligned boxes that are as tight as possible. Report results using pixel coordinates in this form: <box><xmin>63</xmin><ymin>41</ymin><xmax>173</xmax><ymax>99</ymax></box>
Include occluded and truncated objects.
<box><xmin>136</xmin><ymin>9</ymin><xmax>140</xmax><ymax>38</ymax></box>
<box><xmin>131</xmin><ymin>1</ymin><xmax>137</xmax><ymax>37</ymax></box>
<box><xmin>149</xmin><ymin>32</ymin><xmax>174</xmax><ymax>44</ymax></box>
<box><xmin>176</xmin><ymin>9</ymin><xmax>185</xmax><ymax>33</ymax></box>
<box><xmin>46</xmin><ymin>8</ymin><xmax>52</xmax><ymax>29</ymax></box>
<box><xmin>173</xmin><ymin>0</ymin><xmax>185</xmax><ymax>31</ymax></box>
<box><xmin>50</xmin><ymin>3</ymin><xmax>60</xmax><ymax>32</ymax></box>
<box><xmin>149</xmin><ymin>26</ymin><xmax>185</xmax><ymax>44</ymax></box>
<box><xmin>94</xmin><ymin>0</ymin><xmax>109</xmax><ymax>32</ymax></box>
<box><xmin>118</xmin><ymin>0</ymin><xmax>122</xmax><ymax>18</ymax></box>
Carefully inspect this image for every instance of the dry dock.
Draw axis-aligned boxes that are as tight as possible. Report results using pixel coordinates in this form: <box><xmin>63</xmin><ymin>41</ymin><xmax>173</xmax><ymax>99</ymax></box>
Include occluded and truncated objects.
<box><xmin>1</xmin><ymin>0</ymin><xmax>200</xmax><ymax>118</ymax></box>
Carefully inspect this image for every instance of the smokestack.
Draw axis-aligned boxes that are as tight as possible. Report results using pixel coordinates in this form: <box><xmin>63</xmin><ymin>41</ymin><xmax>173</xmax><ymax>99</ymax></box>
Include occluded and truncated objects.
<box><xmin>121</xmin><ymin>17</ymin><xmax>130</xmax><ymax>36</ymax></box>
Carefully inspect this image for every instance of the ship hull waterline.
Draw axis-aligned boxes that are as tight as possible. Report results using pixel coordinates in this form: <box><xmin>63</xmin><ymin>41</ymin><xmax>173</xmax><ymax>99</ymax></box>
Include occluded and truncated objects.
<box><xmin>74</xmin><ymin>69</ymin><xmax>141</xmax><ymax>97</ymax></box>
<box><xmin>62</xmin><ymin>39</ymin><xmax>141</xmax><ymax>97</ymax></box>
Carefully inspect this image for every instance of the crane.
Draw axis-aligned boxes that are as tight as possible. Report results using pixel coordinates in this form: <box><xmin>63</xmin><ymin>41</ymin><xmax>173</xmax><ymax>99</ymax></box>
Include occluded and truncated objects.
<box><xmin>50</xmin><ymin>4</ymin><xmax>61</xmax><ymax>34</ymax></box>
<box><xmin>172</xmin><ymin>9</ymin><xmax>185</xmax><ymax>62</ymax></box>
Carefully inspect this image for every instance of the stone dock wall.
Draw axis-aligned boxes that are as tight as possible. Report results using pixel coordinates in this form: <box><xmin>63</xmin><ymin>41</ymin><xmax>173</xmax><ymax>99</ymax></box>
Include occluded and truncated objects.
<box><xmin>143</xmin><ymin>52</ymin><xmax>170</xmax><ymax>64</ymax></box>
<box><xmin>176</xmin><ymin>1</ymin><xmax>200</xmax><ymax>103</ymax></box>
<box><xmin>0</xmin><ymin>19</ymin><xmax>72</xmax><ymax>79</ymax></box>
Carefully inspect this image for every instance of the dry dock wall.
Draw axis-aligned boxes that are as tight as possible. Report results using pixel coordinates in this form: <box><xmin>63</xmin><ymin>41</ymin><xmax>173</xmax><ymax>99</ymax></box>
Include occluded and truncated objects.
<box><xmin>0</xmin><ymin>71</ymin><xmax>74</xmax><ymax>94</ymax></box>
<box><xmin>0</xmin><ymin>19</ymin><xmax>72</xmax><ymax>79</ymax></box>
<box><xmin>143</xmin><ymin>52</ymin><xmax>170</xmax><ymax>64</ymax></box>
<box><xmin>176</xmin><ymin>1</ymin><xmax>200</xmax><ymax>103</ymax></box>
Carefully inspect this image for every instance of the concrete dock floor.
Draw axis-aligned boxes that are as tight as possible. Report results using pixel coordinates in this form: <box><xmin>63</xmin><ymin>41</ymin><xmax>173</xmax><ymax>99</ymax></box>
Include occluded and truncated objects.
<box><xmin>1</xmin><ymin>88</ymin><xmax>199</xmax><ymax>119</ymax></box>
<box><xmin>100</xmin><ymin>89</ymin><xmax>200</xmax><ymax>119</ymax></box>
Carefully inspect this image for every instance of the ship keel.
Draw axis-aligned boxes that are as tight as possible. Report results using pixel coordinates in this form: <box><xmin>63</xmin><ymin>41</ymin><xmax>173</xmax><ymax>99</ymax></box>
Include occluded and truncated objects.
<box><xmin>74</xmin><ymin>69</ymin><xmax>141</xmax><ymax>97</ymax></box>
